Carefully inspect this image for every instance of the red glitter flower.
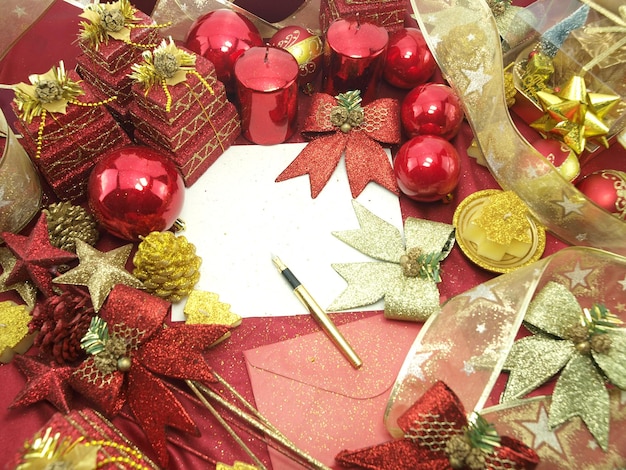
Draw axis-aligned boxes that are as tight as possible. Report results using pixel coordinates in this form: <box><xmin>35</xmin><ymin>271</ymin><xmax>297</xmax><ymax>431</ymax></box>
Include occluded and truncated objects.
<box><xmin>276</xmin><ymin>91</ymin><xmax>401</xmax><ymax>198</ymax></box>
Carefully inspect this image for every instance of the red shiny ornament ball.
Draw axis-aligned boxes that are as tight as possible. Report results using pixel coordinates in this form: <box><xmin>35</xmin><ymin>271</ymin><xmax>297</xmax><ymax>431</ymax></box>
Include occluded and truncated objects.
<box><xmin>532</xmin><ymin>138</ymin><xmax>580</xmax><ymax>182</ymax></box>
<box><xmin>576</xmin><ymin>169</ymin><xmax>626</xmax><ymax>220</ymax></box>
<box><xmin>394</xmin><ymin>135</ymin><xmax>461</xmax><ymax>202</ymax></box>
<box><xmin>186</xmin><ymin>9</ymin><xmax>263</xmax><ymax>93</ymax></box>
<box><xmin>383</xmin><ymin>28</ymin><xmax>437</xmax><ymax>89</ymax></box>
<box><xmin>269</xmin><ymin>26</ymin><xmax>323</xmax><ymax>94</ymax></box>
<box><xmin>88</xmin><ymin>146</ymin><xmax>185</xmax><ymax>241</ymax></box>
<box><xmin>401</xmin><ymin>83</ymin><xmax>464</xmax><ymax>140</ymax></box>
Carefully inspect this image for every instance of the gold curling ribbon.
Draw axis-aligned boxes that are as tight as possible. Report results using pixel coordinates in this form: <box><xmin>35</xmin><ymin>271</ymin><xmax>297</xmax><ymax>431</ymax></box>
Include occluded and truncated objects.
<box><xmin>408</xmin><ymin>0</ymin><xmax>626</xmax><ymax>256</ymax></box>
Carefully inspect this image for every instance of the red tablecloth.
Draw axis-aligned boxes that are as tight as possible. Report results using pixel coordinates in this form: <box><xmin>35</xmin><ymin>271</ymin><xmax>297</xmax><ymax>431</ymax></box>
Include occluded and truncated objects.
<box><xmin>0</xmin><ymin>1</ymin><xmax>624</xmax><ymax>468</ymax></box>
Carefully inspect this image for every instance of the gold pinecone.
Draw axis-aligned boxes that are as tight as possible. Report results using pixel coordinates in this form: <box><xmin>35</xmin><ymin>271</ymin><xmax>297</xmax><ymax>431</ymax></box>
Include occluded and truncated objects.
<box><xmin>133</xmin><ymin>231</ymin><xmax>201</xmax><ymax>302</ymax></box>
<box><xmin>43</xmin><ymin>202</ymin><xmax>99</xmax><ymax>253</ymax></box>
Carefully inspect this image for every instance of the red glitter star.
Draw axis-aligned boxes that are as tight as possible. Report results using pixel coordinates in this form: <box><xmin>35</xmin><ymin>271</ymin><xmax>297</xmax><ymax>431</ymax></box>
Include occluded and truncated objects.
<box><xmin>2</xmin><ymin>213</ymin><xmax>76</xmax><ymax>297</ymax></box>
<box><xmin>70</xmin><ymin>284</ymin><xmax>231</xmax><ymax>467</ymax></box>
<box><xmin>10</xmin><ymin>354</ymin><xmax>73</xmax><ymax>413</ymax></box>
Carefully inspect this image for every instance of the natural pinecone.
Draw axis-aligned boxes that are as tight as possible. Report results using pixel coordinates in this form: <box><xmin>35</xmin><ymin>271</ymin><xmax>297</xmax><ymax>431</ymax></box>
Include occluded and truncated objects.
<box><xmin>29</xmin><ymin>286</ymin><xmax>95</xmax><ymax>364</ymax></box>
<box><xmin>133</xmin><ymin>231</ymin><xmax>201</xmax><ymax>302</ymax></box>
<box><xmin>43</xmin><ymin>201</ymin><xmax>99</xmax><ymax>253</ymax></box>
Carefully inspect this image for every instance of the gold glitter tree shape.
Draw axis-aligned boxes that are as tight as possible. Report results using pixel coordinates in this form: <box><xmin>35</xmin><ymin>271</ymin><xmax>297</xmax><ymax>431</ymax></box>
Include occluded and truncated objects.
<box><xmin>0</xmin><ymin>300</ymin><xmax>33</xmax><ymax>363</ymax></box>
<box><xmin>184</xmin><ymin>290</ymin><xmax>242</xmax><ymax>328</ymax></box>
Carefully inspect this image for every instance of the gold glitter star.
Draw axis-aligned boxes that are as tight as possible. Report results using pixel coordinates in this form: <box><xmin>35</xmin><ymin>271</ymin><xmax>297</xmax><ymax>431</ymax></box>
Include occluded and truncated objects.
<box><xmin>184</xmin><ymin>290</ymin><xmax>241</xmax><ymax>327</ymax></box>
<box><xmin>0</xmin><ymin>248</ymin><xmax>37</xmax><ymax>308</ymax></box>
<box><xmin>53</xmin><ymin>240</ymin><xmax>143</xmax><ymax>312</ymax></box>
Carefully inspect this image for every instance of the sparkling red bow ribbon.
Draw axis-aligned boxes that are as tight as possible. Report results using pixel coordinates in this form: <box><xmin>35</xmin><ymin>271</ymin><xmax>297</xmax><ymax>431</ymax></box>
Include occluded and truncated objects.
<box><xmin>336</xmin><ymin>381</ymin><xmax>539</xmax><ymax>470</ymax></box>
<box><xmin>276</xmin><ymin>92</ymin><xmax>401</xmax><ymax>198</ymax></box>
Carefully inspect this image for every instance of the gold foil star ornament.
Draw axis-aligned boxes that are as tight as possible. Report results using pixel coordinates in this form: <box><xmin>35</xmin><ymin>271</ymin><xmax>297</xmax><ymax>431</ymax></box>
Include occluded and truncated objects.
<box><xmin>531</xmin><ymin>75</ymin><xmax>620</xmax><ymax>154</ymax></box>
<box><xmin>502</xmin><ymin>281</ymin><xmax>626</xmax><ymax>451</ymax></box>
<box><xmin>184</xmin><ymin>290</ymin><xmax>242</xmax><ymax>327</ymax></box>
<box><xmin>53</xmin><ymin>240</ymin><xmax>143</xmax><ymax>312</ymax></box>
<box><xmin>328</xmin><ymin>200</ymin><xmax>455</xmax><ymax>322</ymax></box>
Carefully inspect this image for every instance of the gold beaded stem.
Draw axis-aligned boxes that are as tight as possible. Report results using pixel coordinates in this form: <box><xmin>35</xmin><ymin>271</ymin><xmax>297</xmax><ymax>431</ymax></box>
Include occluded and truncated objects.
<box><xmin>186</xmin><ymin>380</ymin><xmax>268</xmax><ymax>470</ymax></box>
<box><xmin>68</xmin><ymin>97</ymin><xmax>117</xmax><ymax>107</ymax></box>
<box><xmin>161</xmin><ymin>80</ymin><xmax>173</xmax><ymax>112</ymax></box>
<box><xmin>190</xmin><ymin>380</ymin><xmax>331</xmax><ymax>470</ymax></box>
<box><xmin>35</xmin><ymin>109</ymin><xmax>46</xmax><ymax>158</ymax></box>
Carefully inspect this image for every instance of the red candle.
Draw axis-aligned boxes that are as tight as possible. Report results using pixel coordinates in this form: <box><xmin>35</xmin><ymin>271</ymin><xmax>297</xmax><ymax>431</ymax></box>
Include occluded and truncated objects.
<box><xmin>234</xmin><ymin>46</ymin><xmax>299</xmax><ymax>145</ymax></box>
<box><xmin>322</xmin><ymin>18</ymin><xmax>389</xmax><ymax>103</ymax></box>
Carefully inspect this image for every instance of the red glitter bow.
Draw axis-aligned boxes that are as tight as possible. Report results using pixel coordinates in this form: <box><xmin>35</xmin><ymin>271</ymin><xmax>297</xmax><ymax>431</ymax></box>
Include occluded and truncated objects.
<box><xmin>276</xmin><ymin>92</ymin><xmax>401</xmax><ymax>198</ymax></box>
<box><xmin>336</xmin><ymin>381</ymin><xmax>539</xmax><ymax>470</ymax></box>
<box><xmin>13</xmin><ymin>284</ymin><xmax>230</xmax><ymax>467</ymax></box>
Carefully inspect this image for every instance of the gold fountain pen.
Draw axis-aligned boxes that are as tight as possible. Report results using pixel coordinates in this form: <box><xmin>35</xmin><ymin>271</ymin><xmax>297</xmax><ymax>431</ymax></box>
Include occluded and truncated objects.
<box><xmin>272</xmin><ymin>256</ymin><xmax>363</xmax><ymax>369</ymax></box>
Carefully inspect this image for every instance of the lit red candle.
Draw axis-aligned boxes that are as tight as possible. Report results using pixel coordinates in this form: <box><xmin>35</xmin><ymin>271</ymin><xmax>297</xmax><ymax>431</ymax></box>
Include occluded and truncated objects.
<box><xmin>234</xmin><ymin>46</ymin><xmax>299</xmax><ymax>145</ymax></box>
<box><xmin>322</xmin><ymin>18</ymin><xmax>389</xmax><ymax>103</ymax></box>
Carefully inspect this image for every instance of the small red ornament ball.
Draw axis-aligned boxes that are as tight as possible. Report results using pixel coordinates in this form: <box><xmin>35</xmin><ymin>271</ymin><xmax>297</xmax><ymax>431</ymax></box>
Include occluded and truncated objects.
<box><xmin>186</xmin><ymin>9</ymin><xmax>263</xmax><ymax>92</ymax></box>
<box><xmin>576</xmin><ymin>169</ymin><xmax>626</xmax><ymax>220</ymax></box>
<box><xmin>383</xmin><ymin>28</ymin><xmax>437</xmax><ymax>89</ymax></box>
<box><xmin>401</xmin><ymin>83</ymin><xmax>464</xmax><ymax>140</ymax></box>
<box><xmin>394</xmin><ymin>135</ymin><xmax>461</xmax><ymax>202</ymax></box>
<box><xmin>269</xmin><ymin>26</ymin><xmax>323</xmax><ymax>94</ymax></box>
<box><xmin>88</xmin><ymin>146</ymin><xmax>185</xmax><ymax>241</ymax></box>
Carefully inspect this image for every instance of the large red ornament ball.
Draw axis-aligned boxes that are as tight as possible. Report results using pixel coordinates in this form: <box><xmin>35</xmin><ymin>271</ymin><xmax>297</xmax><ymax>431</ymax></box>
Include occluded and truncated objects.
<box><xmin>401</xmin><ymin>83</ymin><xmax>464</xmax><ymax>140</ymax></box>
<box><xmin>576</xmin><ymin>169</ymin><xmax>626</xmax><ymax>220</ymax></box>
<box><xmin>88</xmin><ymin>145</ymin><xmax>185</xmax><ymax>241</ymax></box>
<box><xmin>394</xmin><ymin>135</ymin><xmax>461</xmax><ymax>202</ymax></box>
<box><xmin>269</xmin><ymin>26</ymin><xmax>323</xmax><ymax>94</ymax></box>
<box><xmin>383</xmin><ymin>28</ymin><xmax>437</xmax><ymax>89</ymax></box>
<box><xmin>186</xmin><ymin>9</ymin><xmax>263</xmax><ymax>93</ymax></box>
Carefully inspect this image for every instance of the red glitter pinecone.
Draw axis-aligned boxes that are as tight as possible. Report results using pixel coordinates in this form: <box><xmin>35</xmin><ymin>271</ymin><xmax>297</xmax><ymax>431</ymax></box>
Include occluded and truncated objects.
<box><xmin>29</xmin><ymin>287</ymin><xmax>95</xmax><ymax>364</ymax></box>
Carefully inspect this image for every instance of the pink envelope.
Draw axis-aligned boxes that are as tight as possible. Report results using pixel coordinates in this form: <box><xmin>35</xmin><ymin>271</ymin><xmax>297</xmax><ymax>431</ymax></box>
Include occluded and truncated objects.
<box><xmin>244</xmin><ymin>314</ymin><xmax>421</xmax><ymax>469</ymax></box>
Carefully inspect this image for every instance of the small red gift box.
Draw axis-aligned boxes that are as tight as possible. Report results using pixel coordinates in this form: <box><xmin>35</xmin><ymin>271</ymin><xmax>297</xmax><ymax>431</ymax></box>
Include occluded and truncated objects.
<box><xmin>131</xmin><ymin>52</ymin><xmax>219</xmax><ymax>125</ymax></box>
<box><xmin>78</xmin><ymin>10</ymin><xmax>160</xmax><ymax>75</ymax></box>
<box><xmin>129</xmin><ymin>81</ymin><xmax>228</xmax><ymax>151</ymax></box>
<box><xmin>135</xmin><ymin>102</ymin><xmax>240</xmax><ymax>186</ymax></box>
<box><xmin>8</xmin><ymin>408</ymin><xmax>160</xmax><ymax>469</ymax></box>
<box><xmin>319</xmin><ymin>0</ymin><xmax>407</xmax><ymax>33</ymax></box>
<box><xmin>76</xmin><ymin>53</ymin><xmax>134</xmax><ymax>114</ymax></box>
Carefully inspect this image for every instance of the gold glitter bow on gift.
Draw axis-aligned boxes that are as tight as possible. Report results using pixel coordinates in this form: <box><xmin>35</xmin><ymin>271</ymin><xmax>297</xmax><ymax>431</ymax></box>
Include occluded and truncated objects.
<box><xmin>129</xmin><ymin>37</ymin><xmax>214</xmax><ymax>112</ymax></box>
<box><xmin>530</xmin><ymin>74</ymin><xmax>620</xmax><ymax>154</ymax></box>
<box><xmin>328</xmin><ymin>200</ymin><xmax>455</xmax><ymax>322</ymax></box>
<box><xmin>502</xmin><ymin>281</ymin><xmax>626</xmax><ymax>451</ymax></box>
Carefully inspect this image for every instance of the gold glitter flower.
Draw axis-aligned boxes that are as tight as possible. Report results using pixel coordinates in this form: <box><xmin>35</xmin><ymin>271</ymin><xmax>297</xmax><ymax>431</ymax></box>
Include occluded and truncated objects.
<box><xmin>79</xmin><ymin>0</ymin><xmax>139</xmax><ymax>50</ymax></box>
<box><xmin>328</xmin><ymin>200</ymin><xmax>455</xmax><ymax>322</ymax></box>
<box><xmin>12</xmin><ymin>61</ymin><xmax>84</xmax><ymax>123</ymax></box>
<box><xmin>502</xmin><ymin>281</ymin><xmax>626</xmax><ymax>451</ymax></box>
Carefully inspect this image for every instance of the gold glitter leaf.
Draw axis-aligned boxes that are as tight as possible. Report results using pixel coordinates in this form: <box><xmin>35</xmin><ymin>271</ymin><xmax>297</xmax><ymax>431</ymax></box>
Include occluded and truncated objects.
<box><xmin>184</xmin><ymin>290</ymin><xmax>241</xmax><ymax>327</ymax></box>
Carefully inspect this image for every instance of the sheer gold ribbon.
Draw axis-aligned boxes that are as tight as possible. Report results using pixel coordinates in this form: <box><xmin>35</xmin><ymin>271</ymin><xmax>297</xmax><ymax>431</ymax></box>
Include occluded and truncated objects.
<box><xmin>406</xmin><ymin>0</ymin><xmax>626</xmax><ymax>255</ymax></box>
<box><xmin>0</xmin><ymin>108</ymin><xmax>41</xmax><ymax>238</ymax></box>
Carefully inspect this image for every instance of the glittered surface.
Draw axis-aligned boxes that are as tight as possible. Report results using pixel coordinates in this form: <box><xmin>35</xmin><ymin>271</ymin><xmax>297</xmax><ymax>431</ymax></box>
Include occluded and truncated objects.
<box><xmin>244</xmin><ymin>314</ymin><xmax>421</xmax><ymax>469</ymax></box>
<box><xmin>53</xmin><ymin>240</ymin><xmax>143</xmax><ymax>312</ymax></box>
<box><xmin>184</xmin><ymin>290</ymin><xmax>242</xmax><ymax>327</ymax></box>
<box><xmin>0</xmin><ymin>300</ymin><xmax>32</xmax><ymax>359</ymax></box>
<box><xmin>0</xmin><ymin>248</ymin><xmax>37</xmax><ymax>308</ymax></box>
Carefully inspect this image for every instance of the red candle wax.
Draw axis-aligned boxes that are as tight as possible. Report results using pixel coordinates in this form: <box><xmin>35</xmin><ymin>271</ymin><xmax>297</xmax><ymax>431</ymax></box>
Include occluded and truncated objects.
<box><xmin>234</xmin><ymin>46</ymin><xmax>299</xmax><ymax>145</ymax></box>
<box><xmin>322</xmin><ymin>18</ymin><xmax>389</xmax><ymax>103</ymax></box>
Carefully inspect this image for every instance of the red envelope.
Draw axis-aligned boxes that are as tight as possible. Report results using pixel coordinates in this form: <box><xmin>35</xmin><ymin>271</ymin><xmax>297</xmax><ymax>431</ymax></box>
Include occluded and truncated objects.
<box><xmin>244</xmin><ymin>314</ymin><xmax>421</xmax><ymax>469</ymax></box>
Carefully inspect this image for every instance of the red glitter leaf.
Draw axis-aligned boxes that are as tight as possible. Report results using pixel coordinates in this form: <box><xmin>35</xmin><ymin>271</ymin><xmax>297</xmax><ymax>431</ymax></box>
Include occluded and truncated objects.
<box><xmin>336</xmin><ymin>440</ymin><xmax>444</xmax><ymax>470</ymax></box>
<box><xmin>70</xmin><ymin>356</ymin><xmax>126</xmax><ymax>415</ymax></box>
<box><xmin>127</xmin><ymin>362</ymin><xmax>198</xmax><ymax>467</ymax></box>
<box><xmin>137</xmin><ymin>323</ymin><xmax>229</xmax><ymax>383</ymax></box>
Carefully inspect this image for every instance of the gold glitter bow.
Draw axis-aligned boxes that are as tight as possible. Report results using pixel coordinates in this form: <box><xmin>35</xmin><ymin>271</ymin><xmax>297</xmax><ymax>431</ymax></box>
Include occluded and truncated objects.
<box><xmin>129</xmin><ymin>37</ymin><xmax>213</xmax><ymax>112</ymax></box>
<box><xmin>328</xmin><ymin>200</ymin><xmax>455</xmax><ymax>322</ymax></box>
<box><xmin>79</xmin><ymin>0</ymin><xmax>139</xmax><ymax>50</ymax></box>
<box><xmin>502</xmin><ymin>281</ymin><xmax>626</xmax><ymax>451</ymax></box>
<box><xmin>530</xmin><ymin>74</ymin><xmax>620</xmax><ymax>154</ymax></box>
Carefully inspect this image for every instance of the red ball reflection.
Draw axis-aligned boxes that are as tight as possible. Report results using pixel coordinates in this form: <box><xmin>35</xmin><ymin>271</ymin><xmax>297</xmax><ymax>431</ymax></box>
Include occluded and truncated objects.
<box><xmin>401</xmin><ymin>83</ymin><xmax>464</xmax><ymax>140</ymax></box>
<box><xmin>88</xmin><ymin>146</ymin><xmax>185</xmax><ymax>241</ymax></box>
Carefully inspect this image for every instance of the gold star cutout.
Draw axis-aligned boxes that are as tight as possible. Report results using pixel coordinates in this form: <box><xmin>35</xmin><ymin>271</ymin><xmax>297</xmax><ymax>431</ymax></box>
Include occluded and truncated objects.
<box><xmin>0</xmin><ymin>248</ymin><xmax>37</xmax><ymax>308</ymax></box>
<box><xmin>53</xmin><ymin>240</ymin><xmax>143</xmax><ymax>312</ymax></box>
<box><xmin>184</xmin><ymin>290</ymin><xmax>241</xmax><ymax>327</ymax></box>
